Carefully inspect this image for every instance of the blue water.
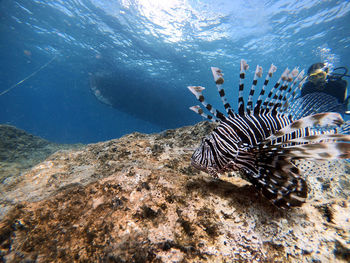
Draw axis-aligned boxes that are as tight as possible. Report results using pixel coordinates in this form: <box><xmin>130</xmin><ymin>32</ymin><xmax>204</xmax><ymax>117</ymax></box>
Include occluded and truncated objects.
<box><xmin>1</xmin><ymin>0</ymin><xmax>349</xmax><ymax>143</ymax></box>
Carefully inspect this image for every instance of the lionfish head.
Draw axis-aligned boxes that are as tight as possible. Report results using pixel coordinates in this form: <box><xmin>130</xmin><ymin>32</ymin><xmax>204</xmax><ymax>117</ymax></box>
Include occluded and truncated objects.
<box><xmin>191</xmin><ymin>136</ymin><xmax>217</xmax><ymax>175</ymax></box>
<box><xmin>191</xmin><ymin>135</ymin><xmax>236</xmax><ymax>177</ymax></box>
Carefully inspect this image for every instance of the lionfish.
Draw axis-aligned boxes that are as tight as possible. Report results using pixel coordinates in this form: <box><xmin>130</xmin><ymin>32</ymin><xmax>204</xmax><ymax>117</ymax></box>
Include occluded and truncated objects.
<box><xmin>188</xmin><ymin>60</ymin><xmax>350</xmax><ymax>209</ymax></box>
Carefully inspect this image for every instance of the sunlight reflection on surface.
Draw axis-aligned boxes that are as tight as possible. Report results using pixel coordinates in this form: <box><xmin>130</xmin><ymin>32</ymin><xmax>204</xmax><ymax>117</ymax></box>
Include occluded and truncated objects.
<box><xmin>133</xmin><ymin>0</ymin><xmax>228</xmax><ymax>42</ymax></box>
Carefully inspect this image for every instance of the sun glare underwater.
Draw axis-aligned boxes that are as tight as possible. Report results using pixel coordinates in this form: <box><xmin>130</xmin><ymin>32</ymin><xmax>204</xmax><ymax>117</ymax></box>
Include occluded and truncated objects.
<box><xmin>1</xmin><ymin>0</ymin><xmax>350</xmax><ymax>143</ymax></box>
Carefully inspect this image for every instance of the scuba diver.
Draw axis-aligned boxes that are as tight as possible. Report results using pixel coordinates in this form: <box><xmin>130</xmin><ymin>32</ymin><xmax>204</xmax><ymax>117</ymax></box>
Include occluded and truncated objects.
<box><xmin>301</xmin><ymin>62</ymin><xmax>350</xmax><ymax>114</ymax></box>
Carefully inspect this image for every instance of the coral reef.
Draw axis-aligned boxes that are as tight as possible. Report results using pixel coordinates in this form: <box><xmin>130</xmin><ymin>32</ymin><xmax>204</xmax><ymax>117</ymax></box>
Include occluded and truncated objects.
<box><xmin>0</xmin><ymin>122</ymin><xmax>349</xmax><ymax>262</ymax></box>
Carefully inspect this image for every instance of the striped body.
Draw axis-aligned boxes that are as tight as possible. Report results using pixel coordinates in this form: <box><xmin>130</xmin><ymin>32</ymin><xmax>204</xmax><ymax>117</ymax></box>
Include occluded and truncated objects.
<box><xmin>188</xmin><ymin>60</ymin><xmax>350</xmax><ymax>209</ymax></box>
<box><xmin>191</xmin><ymin>112</ymin><xmax>293</xmax><ymax>174</ymax></box>
<box><xmin>191</xmin><ymin>112</ymin><xmax>311</xmax><ymax>208</ymax></box>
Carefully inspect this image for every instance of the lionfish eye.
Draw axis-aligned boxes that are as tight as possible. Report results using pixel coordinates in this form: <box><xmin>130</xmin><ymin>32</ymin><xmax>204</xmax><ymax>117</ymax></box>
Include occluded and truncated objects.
<box><xmin>202</xmin><ymin>138</ymin><xmax>210</xmax><ymax>144</ymax></box>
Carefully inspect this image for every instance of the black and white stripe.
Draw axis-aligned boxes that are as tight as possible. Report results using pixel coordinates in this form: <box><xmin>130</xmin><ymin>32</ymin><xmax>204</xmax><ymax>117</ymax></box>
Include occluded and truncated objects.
<box><xmin>188</xmin><ymin>59</ymin><xmax>350</xmax><ymax>209</ymax></box>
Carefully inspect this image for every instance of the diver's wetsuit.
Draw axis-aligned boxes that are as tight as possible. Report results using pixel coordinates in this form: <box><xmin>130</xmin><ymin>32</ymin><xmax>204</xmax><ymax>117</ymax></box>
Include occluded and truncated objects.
<box><xmin>301</xmin><ymin>79</ymin><xmax>348</xmax><ymax>104</ymax></box>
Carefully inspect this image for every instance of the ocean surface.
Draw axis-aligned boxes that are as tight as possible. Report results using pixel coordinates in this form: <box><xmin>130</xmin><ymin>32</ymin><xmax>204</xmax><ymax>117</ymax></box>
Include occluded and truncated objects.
<box><xmin>1</xmin><ymin>0</ymin><xmax>349</xmax><ymax>144</ymax></box>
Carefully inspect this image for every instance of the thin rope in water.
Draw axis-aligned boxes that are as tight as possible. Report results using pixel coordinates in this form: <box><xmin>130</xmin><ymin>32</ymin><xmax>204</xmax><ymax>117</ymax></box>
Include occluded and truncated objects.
<box><xmin>0</xmin><ymin>56</ymin><xmax>56</xmax><ymax>96</ymax></box>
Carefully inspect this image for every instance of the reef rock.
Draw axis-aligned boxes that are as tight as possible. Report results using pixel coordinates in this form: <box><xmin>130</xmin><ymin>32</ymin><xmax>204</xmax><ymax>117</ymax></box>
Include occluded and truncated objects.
<box><xmin>0</xmin><ymin>122</ymin><xmax>349</xmax><ymax>262</ymax></box>
<box><xmin>0</xmin><ymin>125</ymin><xmax>79</xmax><ymax>184</ymax></box>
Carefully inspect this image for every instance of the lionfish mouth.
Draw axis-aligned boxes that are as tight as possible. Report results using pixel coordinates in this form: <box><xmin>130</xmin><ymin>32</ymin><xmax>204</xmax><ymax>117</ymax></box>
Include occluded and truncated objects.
<box><xmin>190</xmin><ymin>158</ymin><xmax>207</xmax><ymax>172</ymax></box>
<box><xmin>191</xmin><ymin>158</ymin><xmax>219</xmax><ymax>176</ymax></box>
<box><xmin>191</xmin><ymin>157</ymin><xmax>233</xmax><ymax>177</ymax></box>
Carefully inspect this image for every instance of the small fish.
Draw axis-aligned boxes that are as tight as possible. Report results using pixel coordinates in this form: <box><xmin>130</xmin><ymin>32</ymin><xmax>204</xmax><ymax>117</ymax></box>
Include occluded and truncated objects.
<box><xmin>188</xmin><ymin>60</ymin><xmax>350</xmax><ymax>209</ymax></box>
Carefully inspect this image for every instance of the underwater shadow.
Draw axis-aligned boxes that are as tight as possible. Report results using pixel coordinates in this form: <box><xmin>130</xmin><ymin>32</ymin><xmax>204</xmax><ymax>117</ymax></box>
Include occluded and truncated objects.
<box><xmin>185</xmin><ymin>175</ymin><xmax>304</xmax><ymax>222</ymax></box>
